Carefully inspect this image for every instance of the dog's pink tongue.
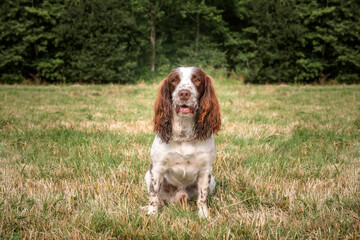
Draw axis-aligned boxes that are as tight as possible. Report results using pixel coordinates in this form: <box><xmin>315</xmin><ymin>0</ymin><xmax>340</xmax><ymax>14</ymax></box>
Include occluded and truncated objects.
<box><xmin>179</xmin><ymin>107</ymin><xmax>191</xmax><ymax>113</ymax></box>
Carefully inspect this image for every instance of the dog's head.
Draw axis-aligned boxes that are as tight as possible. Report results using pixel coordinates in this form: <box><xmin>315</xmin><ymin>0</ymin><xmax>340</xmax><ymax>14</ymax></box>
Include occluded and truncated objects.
<box><xmin>153</xmin><ymin>67</ymin><xmax>221</xmax><ymax>143</ymax></box>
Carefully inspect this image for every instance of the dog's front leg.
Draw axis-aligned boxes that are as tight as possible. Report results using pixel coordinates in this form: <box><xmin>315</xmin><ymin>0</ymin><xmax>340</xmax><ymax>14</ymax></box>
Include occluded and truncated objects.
<box><xmin>147</xmin><ymin>167</ymin><xmax>164</xmax><ymax>215</ymax></box>
<box><xmin>197</xmin><ymin>168</ymin><xmax>212</xmax><ymax>218</ymax></box>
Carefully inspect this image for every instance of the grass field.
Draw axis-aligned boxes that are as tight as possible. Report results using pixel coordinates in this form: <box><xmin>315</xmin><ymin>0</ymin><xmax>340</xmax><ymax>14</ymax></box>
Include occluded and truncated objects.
<box><xmin>0</xmin><ymin>79</ymin><xmax>359</xmax><ymax>239</ymax></box>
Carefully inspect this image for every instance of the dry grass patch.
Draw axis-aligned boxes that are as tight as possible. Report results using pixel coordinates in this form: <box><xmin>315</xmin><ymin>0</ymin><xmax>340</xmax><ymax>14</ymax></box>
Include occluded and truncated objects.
<box><xmin>59</xmin><ymin>120</ymin><xmax>153</xmax><ymax>134</ymax></box>
<box><xmin>223</xmin><ymin>122</ymin><xmax>296</xmax><ymax>139</ymax></box>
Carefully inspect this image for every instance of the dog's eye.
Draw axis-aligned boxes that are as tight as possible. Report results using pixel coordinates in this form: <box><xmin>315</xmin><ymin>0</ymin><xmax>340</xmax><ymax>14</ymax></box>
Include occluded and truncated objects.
<box><xmin>193</xmin><ymin>78</ymin><xmax>200</xmax><ymax>83</ymax></box>
<box><xmin>171</xmin><ymin>78</ymin><xmax>178</xmax><ymax>83</ymax></box>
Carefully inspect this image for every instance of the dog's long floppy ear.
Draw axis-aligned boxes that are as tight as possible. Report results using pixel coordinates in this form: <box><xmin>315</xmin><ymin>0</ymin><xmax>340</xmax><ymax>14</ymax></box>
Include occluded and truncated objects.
<box><xmin>153</xmin><ymin>78</ymin><xmax>172</xmax><ymax>143</ymax></box>
<box><xmin>195</xmin><ymin>75</ymin><xmax>221</xmax><ymax>140</ymax></box>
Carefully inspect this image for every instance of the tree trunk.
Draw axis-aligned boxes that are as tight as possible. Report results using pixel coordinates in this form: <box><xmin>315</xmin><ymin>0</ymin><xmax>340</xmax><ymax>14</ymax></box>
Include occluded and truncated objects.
<box><xmin>32</xmin><ymin>0</ymin><xmax>41</xmax><ymax>84</ymax></box>
<box><xmin>195</xmin><ymin>12</ymin><xmax>200</xmax><ymax>55</ymax></box>
<box><xmin>150</xmin><ymin>22</ymin><xmax>156</xmax><ymax>72</ymax></box>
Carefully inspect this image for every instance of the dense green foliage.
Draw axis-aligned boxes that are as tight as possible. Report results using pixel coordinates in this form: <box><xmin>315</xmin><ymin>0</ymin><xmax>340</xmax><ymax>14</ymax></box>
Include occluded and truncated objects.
<box><xmin>1</xmin><ymin>0</ymin><xmax>359</xmax><ymax>84</ymax></box>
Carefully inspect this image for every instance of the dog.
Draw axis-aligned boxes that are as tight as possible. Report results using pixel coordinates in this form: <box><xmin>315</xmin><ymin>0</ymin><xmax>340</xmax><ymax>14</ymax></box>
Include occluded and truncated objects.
<box><xmin>145</xmin><ymin>67</ymin><xmax>221</xmax><ymax>218</ymax></box>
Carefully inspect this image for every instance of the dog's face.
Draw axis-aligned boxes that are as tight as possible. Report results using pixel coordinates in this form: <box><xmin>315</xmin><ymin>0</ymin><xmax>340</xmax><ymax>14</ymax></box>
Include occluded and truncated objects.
<box><xmin>169</xmin><ymin>67</ymin><xmax>207</xmax><ymax>117</ymax></box>
<box><xmin>153</xmin><ymin>67</ymin><xmax>221</xmax><ymax>143</ymax></box>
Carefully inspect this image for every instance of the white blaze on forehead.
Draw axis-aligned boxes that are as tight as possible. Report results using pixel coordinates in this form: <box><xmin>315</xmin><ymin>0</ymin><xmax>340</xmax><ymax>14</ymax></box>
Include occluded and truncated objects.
<box><xmin>173</xmin><ymin>67</ymin><xmax>198</xmax><ymax>99</ymax></box>
<box><xmin>176</xmin><ymin>67</ymin><xmax>195</xmax><ymax>82</ymax></box>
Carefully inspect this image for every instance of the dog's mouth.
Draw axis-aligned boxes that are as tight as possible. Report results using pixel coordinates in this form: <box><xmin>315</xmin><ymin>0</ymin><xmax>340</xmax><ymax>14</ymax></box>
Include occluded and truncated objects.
<box><xmin>176</xmin><ymin>105</ymin><xmax>195</xmax><ymax>115</ymax></box>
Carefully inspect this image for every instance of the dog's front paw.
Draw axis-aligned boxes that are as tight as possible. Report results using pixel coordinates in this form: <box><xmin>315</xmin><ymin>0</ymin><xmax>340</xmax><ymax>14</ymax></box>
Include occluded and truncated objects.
<box><xmin>147</xmin><ymin>205</ymin><xmax>159</xmax><ymax>215</ymax></box>
<box><xmin>198</xmin><ymin>205</ymin><xmax>209</xmax><ymax>219</ymax></box>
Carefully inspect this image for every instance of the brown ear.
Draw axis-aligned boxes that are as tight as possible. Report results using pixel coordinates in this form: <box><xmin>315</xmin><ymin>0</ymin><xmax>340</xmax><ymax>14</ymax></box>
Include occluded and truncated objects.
<box><xmin>153</xmin><ymin>78</ymin><xmax>172</xmax><ymax>143</ymax></box>
<box><xmin>195</xmin><ymin>75</ymin><xmax>221</xmax><ymax>140</ymax></box>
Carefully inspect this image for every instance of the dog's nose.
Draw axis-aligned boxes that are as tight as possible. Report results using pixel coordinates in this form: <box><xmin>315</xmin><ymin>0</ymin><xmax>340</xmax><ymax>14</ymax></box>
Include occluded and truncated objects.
<box><xmin>178</xmin><ymin>89</ymin><xmax>191</xmax><ymax>100</ymax></box>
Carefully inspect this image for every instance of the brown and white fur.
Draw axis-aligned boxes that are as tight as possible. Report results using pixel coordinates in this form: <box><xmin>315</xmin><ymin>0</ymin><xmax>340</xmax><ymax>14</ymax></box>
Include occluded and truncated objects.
<box><xmin>145</xmin><ymin>67</ymin><xmax>221</xmax><ymax>218</ymax></box>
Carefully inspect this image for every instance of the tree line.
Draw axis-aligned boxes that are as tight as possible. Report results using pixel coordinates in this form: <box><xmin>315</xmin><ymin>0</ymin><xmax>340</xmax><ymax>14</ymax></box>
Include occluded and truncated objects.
<box><xmin>1</xmin><ymin>0</ymin><xmax>359</xmax><ymax>84</ymax></box>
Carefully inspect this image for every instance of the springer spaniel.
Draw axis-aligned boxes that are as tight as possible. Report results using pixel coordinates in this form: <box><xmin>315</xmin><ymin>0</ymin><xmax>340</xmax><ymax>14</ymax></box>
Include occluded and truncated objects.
<box><xmin>145</xmin><ymin>67</ymin><xmax>221</xmax><ymax>218</ymax></box>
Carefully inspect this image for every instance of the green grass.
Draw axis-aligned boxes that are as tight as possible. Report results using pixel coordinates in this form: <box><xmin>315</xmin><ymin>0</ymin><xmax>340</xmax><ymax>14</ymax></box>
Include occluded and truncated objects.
<box><xmin>0</xmin><ymin>81</ymin><xmax>359</xmax><ymax>239</ymax></box>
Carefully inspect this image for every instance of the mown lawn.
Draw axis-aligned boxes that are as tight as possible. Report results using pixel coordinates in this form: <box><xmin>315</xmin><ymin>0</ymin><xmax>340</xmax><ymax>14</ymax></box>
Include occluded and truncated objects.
<box><xmin>0</xmin><ymin>80</ymin><xmax>359</xmax><ymax>239</ymax></box>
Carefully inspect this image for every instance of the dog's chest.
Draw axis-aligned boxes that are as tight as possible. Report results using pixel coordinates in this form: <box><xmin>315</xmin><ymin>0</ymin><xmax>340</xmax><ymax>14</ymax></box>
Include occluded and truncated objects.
<box><xmin>167</xmin><ymin>141</ymin><xmax>204</xmax><ymax>168</ymax></box>
<box><xmin>166</xmin><ymin>141</ymin><xmax>211</xmax><ymax>186</ymax></box>
<box><xmin>151</xmin><ymin>136</ymin><xmax>216</xmax><ymax>187</ymax></box>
